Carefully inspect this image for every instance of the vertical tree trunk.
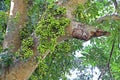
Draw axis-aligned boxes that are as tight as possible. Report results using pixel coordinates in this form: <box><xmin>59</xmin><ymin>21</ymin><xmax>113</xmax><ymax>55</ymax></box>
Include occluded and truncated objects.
<box><xmin>3</xmin><ymin>0</ymin><xmax>27</xmax><ymax>52</ymax></box>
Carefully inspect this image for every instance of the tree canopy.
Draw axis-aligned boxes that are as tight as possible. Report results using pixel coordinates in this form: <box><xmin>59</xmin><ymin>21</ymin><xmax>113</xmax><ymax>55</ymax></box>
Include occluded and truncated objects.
<box><xmin>0</xmin><ymin>0</ymin><xmax>120</xmax><ymax>80</ymax></box>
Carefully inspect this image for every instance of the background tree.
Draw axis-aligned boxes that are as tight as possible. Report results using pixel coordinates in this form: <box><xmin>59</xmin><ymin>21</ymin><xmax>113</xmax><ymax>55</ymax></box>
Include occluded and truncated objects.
<box><xmin>0</xmin><ymin>0</ymin><xmax>120</xmax><ymax>80</ymax></box>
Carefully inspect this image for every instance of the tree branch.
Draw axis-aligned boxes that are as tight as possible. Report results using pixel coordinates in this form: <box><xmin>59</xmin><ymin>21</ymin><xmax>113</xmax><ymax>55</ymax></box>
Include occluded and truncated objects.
<box><xmin>57</xmin><ymin>0</ymin><xmax>110</xmax><ymax>41</ymax></box>
<box><xmin>107</xmin><ymin>39</ymin><xmax>115</xmax><ymax>80</ymax></box>
<box><xmin>98</xmin><ymin>37</ymin><xmax>116</xmax><ymax>80</ymax></box>
<box><xmin>97</xmin><ymin>14</ymin><xmax>120</xmax><ymax>23</ymax></box>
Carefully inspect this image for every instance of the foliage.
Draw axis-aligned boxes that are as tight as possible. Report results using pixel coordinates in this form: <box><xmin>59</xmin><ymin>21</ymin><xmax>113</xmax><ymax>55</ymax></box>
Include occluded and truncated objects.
<box><xmin>0</xmin><ymin>0</ymin><xmax>120</xmax><ymax>80</ymax></box>
<box><xmin>74</xmin><ymin>0</ymin><xmax>114</xmax><ymax>24</ymax></box>
<box><xmin>73</xmin><ymin>0</ymin><xmax>120</xmax><ymax>80</ymax></box>
<box><xmin>0</xmin><ymin>49</ymin><xmax>14</xmax><ymax>75</ymax></box>
<box><xmin>15</xmin><ymin>37</ymin><xmax>34</xmax><ymax>60</ymax></box>
<box><xmin>35</xmin><ymin>3</ymin><xmax>70</xmax><ymax>54</ymax></box>
<box><xmin>0</xmin><ymin>11</ymin><xmax>8</xmax><ymax>50</ymax></box>
<box><xmin>29</xmin><ymin>1</ymin><xmax>72</xmax><ymax>80</ymax></box>
<box><xmin>20</xmin><ymin>0</ymin><xmax>70</xmax><ymax>59</ymax></box>
<box><xmin>0</xmin><ymin>0</ymin><xmax>10</xmax><ymax>11</ymax></box>
<box><xmin>30</xmin><ymin>39</ymin><xmax>83</xmax><ymax>80</ymax></box>
<box><xmin>0</xmin><ymin>51</ymin><xmax>13</xmax><ymax>67</ymax></box>
<box><xmin>0</xmin><ymin>0</ymin><xmax>9</xmax><ymax>54</ymax></box>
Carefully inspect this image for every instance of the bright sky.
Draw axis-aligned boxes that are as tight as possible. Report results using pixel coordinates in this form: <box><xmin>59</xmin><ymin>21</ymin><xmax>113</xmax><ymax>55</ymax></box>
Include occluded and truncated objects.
<box><xmin>66</xmin><ymin>67</ymin><xmax>101</xmax><ymax>80</ymax></box>
<box><xmin>66</xmin><ymin>41</ymin><xmax>101</xmax><ymax>80</ymax></box>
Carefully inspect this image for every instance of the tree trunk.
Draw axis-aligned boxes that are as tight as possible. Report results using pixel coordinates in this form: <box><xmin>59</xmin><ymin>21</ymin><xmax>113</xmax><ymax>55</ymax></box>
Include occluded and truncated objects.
<box><xmin>3</xmin><ymin>0</ymin><xmax>27</xmax><ymax>52</ymax></box>
<box><xmin>0</xmin><ymin>0</ymin><xmax>110</xmax><ymax>80</ymax></box>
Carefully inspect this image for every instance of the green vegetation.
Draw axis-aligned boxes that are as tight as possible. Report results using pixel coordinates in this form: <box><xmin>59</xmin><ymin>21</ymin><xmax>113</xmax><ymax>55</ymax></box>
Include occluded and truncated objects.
<box><xmin>0</xmin><ymin>0</ymin><xmax>120</xmax><ymax>80</ymax></box>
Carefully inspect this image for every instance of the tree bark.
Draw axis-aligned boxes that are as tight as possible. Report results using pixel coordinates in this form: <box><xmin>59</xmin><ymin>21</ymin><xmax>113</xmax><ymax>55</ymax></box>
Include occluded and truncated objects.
<box><xmin>57</xmin><ymin>0</ymin><xmax>109</xmax><ymax>41</ymax></box>
<box><xmin>97</xmin><ymin>14</ymin><xmax>120</xmax><ymax>23</ymax></box>
<box><xmin>0</xmin><ymin>0</ymin><xmax>110</xmax><ymax>80</ymax></box>
<box><xmin>3</xmin><ymin>0</ymin><xmax>27</xmax><ymax>52</ymax></box>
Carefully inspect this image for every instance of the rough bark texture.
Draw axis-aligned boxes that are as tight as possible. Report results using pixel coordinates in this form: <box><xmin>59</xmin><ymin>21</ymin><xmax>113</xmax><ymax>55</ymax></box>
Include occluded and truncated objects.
<box><xmin>0</xmin><ymin>58</ymin><xmax>38</xmax><ymax>80</ymax></box>
<box><xmin>0</xmin><ymin>0</ymin><xmax>110</xmax><ymax>80</ymax></box>
<box><xmin>71</xmin><ymin>21</ymin><xmax>110</xmax><ymax>41</ymax></box>
<box><xmin>58</xmin><ymin>0</ymin><xmax>110</xmax><ymax>41</ymax></box>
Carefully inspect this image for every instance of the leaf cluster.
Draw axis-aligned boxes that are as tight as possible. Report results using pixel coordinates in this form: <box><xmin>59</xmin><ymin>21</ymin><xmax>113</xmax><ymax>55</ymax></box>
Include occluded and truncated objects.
<box><xmin>35</xmin><ymin>3</ymin><xmax>70</xmax><ymax>54</ymax></box>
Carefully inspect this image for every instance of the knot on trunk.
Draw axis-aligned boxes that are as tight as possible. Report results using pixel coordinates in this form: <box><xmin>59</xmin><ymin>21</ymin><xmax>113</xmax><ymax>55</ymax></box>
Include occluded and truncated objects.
<box><xmin>72</xmin><ymin>26</ymin><xmax>110</xmax><ymax>41</ymax></box>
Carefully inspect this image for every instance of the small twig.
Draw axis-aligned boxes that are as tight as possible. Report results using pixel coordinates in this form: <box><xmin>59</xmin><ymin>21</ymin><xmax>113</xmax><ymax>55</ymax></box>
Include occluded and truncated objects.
<box><xmin>98</xmin><ymin>68</ymin><xmax>106</xmax><ymax>80</ymax></box>
<box><xmin>108</xmin><ymin>40</ymin><xmax>115</xmax><ymax>66</ymax></box>
<box><xmin>98</xmin><ymin>39</ymin><xmax>115</xmax><ymax>80</ymax></box>
<box><xmin>107</xmin><ymin>39</ymin><xmax>115</xmax><ymax>80</ymax></box>
<box><xmin>98</xmin><ymin>70</ymin><xmax>103</xmax><ymax>80</ymax></box>
<box><xmin>42</xmin><ymin>50</ymin><xmax>51</xmax><ymax>60</ymax></box>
